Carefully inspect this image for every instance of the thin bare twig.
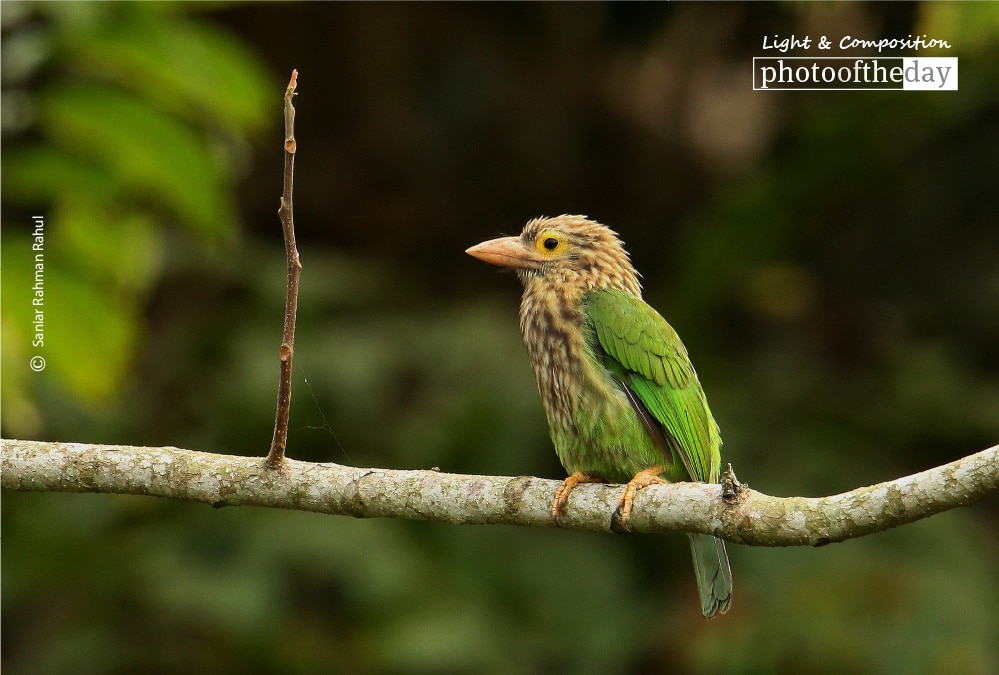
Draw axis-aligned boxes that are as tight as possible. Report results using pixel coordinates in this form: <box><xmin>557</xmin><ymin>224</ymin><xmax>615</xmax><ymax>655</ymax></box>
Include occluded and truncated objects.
<box><xmin>267</xmin><ymin>69</ymin><xmax>301</xmax><ymax>469</ymax></box>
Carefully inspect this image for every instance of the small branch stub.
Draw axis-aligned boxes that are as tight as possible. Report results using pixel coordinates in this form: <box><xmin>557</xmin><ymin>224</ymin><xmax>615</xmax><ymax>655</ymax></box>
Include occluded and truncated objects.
<box><xmin>267</xmin><ymin>69</ymin><xmax>301</xmax><ymax>469</ymax></box>
<box><xmin>721</xmin><ymin>463</ymin><xmax>744</xmax><ymax>504</ymax></box>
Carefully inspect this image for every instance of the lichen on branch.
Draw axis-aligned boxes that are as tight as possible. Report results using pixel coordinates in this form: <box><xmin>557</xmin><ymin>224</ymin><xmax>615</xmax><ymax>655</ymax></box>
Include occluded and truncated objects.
<box><xmin>2</xmin><ymin>439</ymin><xmax>995</xmax><ymax>546</ymax></box>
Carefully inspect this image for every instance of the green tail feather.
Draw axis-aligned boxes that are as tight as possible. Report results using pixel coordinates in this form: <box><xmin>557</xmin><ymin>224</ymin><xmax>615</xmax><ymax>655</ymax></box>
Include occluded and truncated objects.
<box><xmin>687</xmin><ymin>533</ymin><xmax>732</xmax><ymax>618</ymax></box>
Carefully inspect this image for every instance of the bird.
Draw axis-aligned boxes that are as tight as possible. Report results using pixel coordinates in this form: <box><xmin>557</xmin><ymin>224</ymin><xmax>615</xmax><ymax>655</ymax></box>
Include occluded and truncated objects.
<box><xmin>466</xmin><ymin>215</ymin><xmax>732</xmax><ymax>617</ymax></box>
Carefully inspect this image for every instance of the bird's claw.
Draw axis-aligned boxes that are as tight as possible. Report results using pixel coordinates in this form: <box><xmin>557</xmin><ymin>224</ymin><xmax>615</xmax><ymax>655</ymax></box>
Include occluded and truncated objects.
<box><xmin>612</xmin><ymin>466</ymin><xmax>667</xmax><ymax>533</ymax></box>
<box><xmin>551</xmin><ymin>483</ymin><xmax>571</xmax><ymax>526</ymax></box>
<box><xmin>551</xmin><ymin>472</ymin><xmax>603</xmax><ymax>527</ymax></box>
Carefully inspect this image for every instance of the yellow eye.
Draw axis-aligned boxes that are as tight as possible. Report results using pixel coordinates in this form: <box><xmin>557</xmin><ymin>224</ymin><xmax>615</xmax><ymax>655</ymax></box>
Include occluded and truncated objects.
<box><xmin>535</xmin><ymin>231</ymin><xmax>566</xmax><ymax>255</ymax></box>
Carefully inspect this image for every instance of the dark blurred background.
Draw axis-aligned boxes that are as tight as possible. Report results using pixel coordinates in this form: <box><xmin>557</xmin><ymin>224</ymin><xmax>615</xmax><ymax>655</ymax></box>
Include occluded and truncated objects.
<box><xmin>2</xmin><ymin>2</ymin><xmax>997</xmax><ymax>673</ymax></box>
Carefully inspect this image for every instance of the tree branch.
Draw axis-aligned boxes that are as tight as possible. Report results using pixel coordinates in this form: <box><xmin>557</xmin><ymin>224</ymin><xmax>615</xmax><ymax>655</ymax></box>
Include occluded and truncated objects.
<box><xmin>267</xmin><ymin>69</ymin><xmax>301</xmax><ymax>469</ymax></box>
<box><xmin>3</xmin><ymin>439</ymin><xmax>995</xmax><ymax>546</ymax></box>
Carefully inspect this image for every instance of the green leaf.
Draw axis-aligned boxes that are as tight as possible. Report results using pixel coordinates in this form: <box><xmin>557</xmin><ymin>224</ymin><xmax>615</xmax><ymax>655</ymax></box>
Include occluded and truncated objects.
<box><xmin>59</xmin><ymin>6</ymin><xmax>273</xmax><ymax>133</ymax></box>
<box><xmin>36</xmin><ymin>259</ymin><xmax>139</xmax><ymax>402</ymax></box>
<box><xmin>39</xmin><ymin>84</ymin><xmax>237</xmax><ymax>242</ymax></box>
<box><xmin>2</xmin><ymin>146</ymin><xmax>117</xmax><ymax>204</ymax></box>
<box><xmin>54</xmin><ymin>198</ymin><xmax>165</xmax><ymax>295</ymax></box>
<box><xmin>0</xmin><ymin>232</ymin><xmax>139</xmax><ymax>427</ymax></box>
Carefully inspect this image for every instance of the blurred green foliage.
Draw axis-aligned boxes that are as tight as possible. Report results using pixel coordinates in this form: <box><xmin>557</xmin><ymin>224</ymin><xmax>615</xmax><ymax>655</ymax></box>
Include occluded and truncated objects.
<box><xmin>2</xmin><ymin>1</ymin><xmax>272</xmax><ymax>432</ymax></box>
<box><xmin>3</xmin><ymin>2</ymin><xmax>998</xmax><ymax>674</ymax></box>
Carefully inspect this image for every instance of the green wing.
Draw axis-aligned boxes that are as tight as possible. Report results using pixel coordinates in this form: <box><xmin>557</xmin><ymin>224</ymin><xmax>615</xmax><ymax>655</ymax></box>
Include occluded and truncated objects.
<box><xmin>584</xmin><ymin>288</ymin><xmax>720</xmax><ymax>483</ymax></box>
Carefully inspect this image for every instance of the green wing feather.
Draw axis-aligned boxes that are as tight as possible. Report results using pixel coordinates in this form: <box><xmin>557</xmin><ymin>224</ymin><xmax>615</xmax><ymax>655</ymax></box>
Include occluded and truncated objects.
<box><xmin>584</xmin><ymin>288</ymin><xmax>720</xmax><ymax>483</ymax></box>
<box><xmin>585</xmin><ymin>288</ymin><xmax>732</xmax><ymax>617</ymax></box>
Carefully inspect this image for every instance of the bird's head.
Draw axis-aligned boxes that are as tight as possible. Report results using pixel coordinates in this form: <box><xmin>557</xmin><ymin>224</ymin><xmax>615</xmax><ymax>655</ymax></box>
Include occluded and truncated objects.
<box><xmin>466</xmin><ymin>215</ymin><xmax>642</xmax><ymax>297</ymax></box>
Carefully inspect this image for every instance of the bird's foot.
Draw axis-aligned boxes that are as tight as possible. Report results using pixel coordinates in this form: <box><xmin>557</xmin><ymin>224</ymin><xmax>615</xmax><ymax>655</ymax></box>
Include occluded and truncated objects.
<box><xmin>612</xmin><ymin>466</ymin><xmax>666</xmax><ymax>533</ymax></box>
<box><xmin>552</xmin><ymin>472</ymin><xmax>604</xmax><ymax>526</ymax></box>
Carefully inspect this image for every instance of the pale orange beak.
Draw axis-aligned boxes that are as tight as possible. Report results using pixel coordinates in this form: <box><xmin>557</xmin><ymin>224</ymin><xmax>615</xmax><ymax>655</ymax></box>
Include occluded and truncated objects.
<box><xmin>466</xmin><ymin>235</ymin><xmax>543</xmax><ymax>269</ymax></box>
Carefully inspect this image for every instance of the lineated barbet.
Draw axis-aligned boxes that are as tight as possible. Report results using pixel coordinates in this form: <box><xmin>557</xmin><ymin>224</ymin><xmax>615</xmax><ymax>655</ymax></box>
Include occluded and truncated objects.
<box><xmin>466</xmin><ymin>215</ymin><xmax>732</xmax><ymax>617</ymax></box>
